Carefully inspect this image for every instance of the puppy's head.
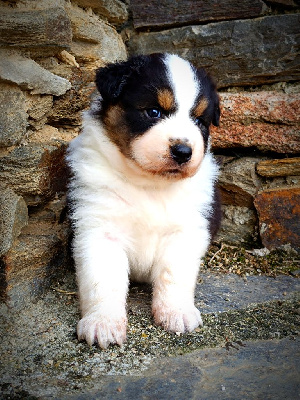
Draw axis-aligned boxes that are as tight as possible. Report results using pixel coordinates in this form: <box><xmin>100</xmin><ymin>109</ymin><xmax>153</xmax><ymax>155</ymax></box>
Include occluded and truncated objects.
<box><xmin>95</xmin><ymin>53</ymin><xmax>219</xmax><ymax>180</ymax></box>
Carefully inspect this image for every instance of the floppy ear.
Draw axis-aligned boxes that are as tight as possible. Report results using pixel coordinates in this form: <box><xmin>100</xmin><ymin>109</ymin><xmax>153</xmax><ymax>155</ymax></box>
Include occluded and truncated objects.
<box><xmin>95</xmin><ymin>56</ymin><xmax>148</xmax><ymax>103</ymax></box>
<box><xmin>195</xmin><ymin>67</ymin><xmax>220</xmax><ymax>127</ymax></box>
<box><xmin>96</xmin><ymin>62</ymin><xmax>131</xmax><ymax>102</ymax></box>
<box><xmin>212</xmin><ymin>94</ymin><xmax>220</xmax><ymax>127</ymax></box>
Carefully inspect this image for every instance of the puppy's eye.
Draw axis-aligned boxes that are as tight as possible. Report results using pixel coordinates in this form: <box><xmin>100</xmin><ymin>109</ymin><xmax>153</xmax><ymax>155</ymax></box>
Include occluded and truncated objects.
<box><xmin>194</xmin><ymin>116</ymin><xmax>206</xmax><ymax>127</ymax></box>
<box><xmin>145</xmin><ymin>108</ymin><xmax>162</xmax><ymax>119</ymax></box>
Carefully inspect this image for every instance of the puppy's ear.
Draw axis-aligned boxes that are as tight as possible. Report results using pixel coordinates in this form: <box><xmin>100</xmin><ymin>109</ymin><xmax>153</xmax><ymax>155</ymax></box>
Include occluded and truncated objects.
<box><xmin>207</xmin><ymin>75</ymin><xmax>220</xmax><ymax>127</ymax></box>
<box><xmin>195</xmin><ymin>67</ymin><xmax>220</xmax><ymax>127</ymax></box>
<box><xmin>95</xmin><ymin>56</ymin><xmax>147</xmax><ymax>102</ymax></box>
<box><xmin>212</xmin><ymin>93</ymin><xmax>220</xmax><ymax>127</ymax></box>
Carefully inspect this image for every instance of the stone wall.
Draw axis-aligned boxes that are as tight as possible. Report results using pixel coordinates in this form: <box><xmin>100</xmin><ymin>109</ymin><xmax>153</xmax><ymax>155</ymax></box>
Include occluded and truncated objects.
<box><xmin>0</xmin><ymin>0</ymin><xmax>299</xmax><ymax>307</ymax></box>
<box><xmin>0</xmin><ymin>0</ymin><xmax>127</xmax><ymax>307</ymax></box>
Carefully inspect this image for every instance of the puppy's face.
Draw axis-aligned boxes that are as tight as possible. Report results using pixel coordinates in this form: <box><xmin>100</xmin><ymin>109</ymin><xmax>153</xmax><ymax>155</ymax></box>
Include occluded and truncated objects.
<box><xmin>96</xmin><ymin>53</ymin><xmax>220</xmax><ymax>180</ymax></box>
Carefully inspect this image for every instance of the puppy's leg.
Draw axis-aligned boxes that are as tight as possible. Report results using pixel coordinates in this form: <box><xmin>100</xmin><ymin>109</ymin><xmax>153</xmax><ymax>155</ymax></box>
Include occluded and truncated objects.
<box><xmin>74</xmin><ymin>231</ymin><xmax>129</xmax><ymax>349</ymax></box>
<box><xmin>152</xmin><ymin>231</ymin><xmax>206</xmax><ymax>333</ymax></box>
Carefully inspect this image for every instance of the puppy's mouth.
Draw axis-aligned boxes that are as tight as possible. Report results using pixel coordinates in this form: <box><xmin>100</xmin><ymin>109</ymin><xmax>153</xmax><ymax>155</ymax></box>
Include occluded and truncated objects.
<box><xmin>166</xmin><ymin>168</ymin><xmax>181</xmax><ymax>174</ymax></box>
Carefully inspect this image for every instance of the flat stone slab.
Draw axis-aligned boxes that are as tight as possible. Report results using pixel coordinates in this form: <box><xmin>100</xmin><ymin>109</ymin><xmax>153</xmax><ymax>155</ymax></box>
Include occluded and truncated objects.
<box><xmin>0</xmin><ymin>272</ymin><xmax>299</xmax><ymax>399</ymax></box>
<box><xmin>197</xmin><ymin>272</ymin><xmax>300</xmax><ymax>314</ymax></box>
<box><xmin>69</xmin><ymin>337</ymin><xmax>300</xmax><ymax>400</ymax></box>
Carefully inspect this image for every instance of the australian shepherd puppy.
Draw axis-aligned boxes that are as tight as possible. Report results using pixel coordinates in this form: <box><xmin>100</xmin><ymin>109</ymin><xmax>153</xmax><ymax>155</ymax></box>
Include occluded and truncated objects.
<box><xmin>66</xmin><ymin>53</ymin><xmax>221</xmax><ymax>349</ymax></box>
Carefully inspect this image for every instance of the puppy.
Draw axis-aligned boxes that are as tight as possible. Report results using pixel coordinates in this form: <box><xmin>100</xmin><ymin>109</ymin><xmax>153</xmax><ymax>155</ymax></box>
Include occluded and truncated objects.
<box><xmin>66</xmin><ymin>53</ymin><xmax>221</xmax><ymax>349</ymax></box>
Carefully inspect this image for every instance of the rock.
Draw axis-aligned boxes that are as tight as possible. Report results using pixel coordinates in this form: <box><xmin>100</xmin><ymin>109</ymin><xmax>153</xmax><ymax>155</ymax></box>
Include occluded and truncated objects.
<box><xmin>218</xmin><ymin>158</ymin><xmax>263</xmax><ymax>208</ymax></box>
<box><xmin>49</xmin><ymin>67</ymin><xmax>96</xmax><ymax>127</ymax></box>
<box><xmin>66</xmin><ymin>3</ymin><xmax>127</xmax><ymax>65</ymax></box>
<box><xmin>0</xmin><ymin>50</ymin><xmax>71</xmax><ymax>96</ymax></box>
<box><xmin>256</xmin><ymin>158</ymin><xmax>300</xmax><ymax>177</ymax></box>
<box><xmin>267</xmin><ymin>0</ymin><xmax>297</xmax><ymax>6</ymax></box>
<box><xmin>70</xmin><ymin>40</ymin><xmax>127</xmax><ymax>65</ymax></box>
<box><xmin>0</xmin><ymin>213</ymin><xmax>69</xmax><ymax>308</ymax></box>
<box><xmin>57</xmin><ymin>50</ymin><xmax>80</xmax><ymax>68</ymax></box>
<box><xmin>72</xmin><ymin>0</ymin><xmax>128</xmax><ymax>26</ymax></box>
<box><xmin>127</xmin><ymin>14</ymin><xmax>300</xmax><ymax>88</ymax></box>
<box><xmin>27</xmin><ymin>124</ymin><xmax>79</xmax><ymax>144</ymax></box>
<box><xmin>212</xmin><ymin>124</ymin><xmax>299</xmax><ymax>154</ymax></box>
<box><xmin>254</xmin><ymin>186</ymin><xmax>300</xmax><ymax>250</ymax></box>
<box><xmin>26</xmin><ymin>93</ymin><xmax>53</xmax><ymax>130</ymax></box>
<box><xmin>0</xmin><ymin>143</ymin><xmax>68</xmax><ymax>206</ymax></box>
<box><xmin>67</xmin><ymin>3</ymin><xmax>110</xmax><ymax>44</ymax></box>
<box><xmin>0</xmin><ymin>6</ymin><xmax>72</xmax><ymax>53</ymax></box>
<box><xmin>216</xmin><ymin>205</ymin><xmax>258</xmax><ymax>246</ymax></box>
<box><xmin>131</xmin><ymin>0</ymin><xmax>266</xmax><ymax>29</ymax></box>
<box><xmin>0</xmin><ymin>83</ymin><xmax>28</xmax><ymax>147</ymax></box>
<box><xmin>0</xmin><ymin>184</ymin><xmax>28</xmax><ymax>257</ymax></box>
<box><xmin>27</xmin><ymin>124</ymin><xmax>78</xmax><ymax>145</ymax></box>
<box><xmin>211</xmin><ymin>91</ymin><xmax>300</xmax><ymax>153</ymax></box>
<box><xmin>218</xmin><ymin>91</ymin><xmax>300</xmax><ymax>125</ymax></box>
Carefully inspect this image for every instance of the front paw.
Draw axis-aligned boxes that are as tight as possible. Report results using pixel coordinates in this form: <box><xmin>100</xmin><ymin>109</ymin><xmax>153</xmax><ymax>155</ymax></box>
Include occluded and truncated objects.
<box><xmin>152</xmin><ymin>302</ymin><xmax>203</xmax><ymax>333</ymax></box>
<box><xmin>77</xmin><ymin>311</ymin><xmax>127</xmax><ymax>349</ymax></box>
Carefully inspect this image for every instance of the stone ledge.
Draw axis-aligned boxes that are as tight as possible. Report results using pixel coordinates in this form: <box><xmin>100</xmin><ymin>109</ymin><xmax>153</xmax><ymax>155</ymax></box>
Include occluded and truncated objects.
<box><xmin>256</xmin><ymin>157</ymin><xmax>300</xmax><ymax>177</ymax></box>
<box><xmin>72</xmin><ymin>0</ymin><xmax>128</xmax><ymax>26</ymax></box>
<box><xmin>127</xmin><ymin>14</ymin><xmax>300</xmax><ymax>87</ymax></box>
<box><xmin>0</xmin><ymin>6</ymin><xmax>72</xmax><ymax>51</ymax></box>
<box><xmin>131</xmin><ymin>0</ymin><xmax>266</xmax><ymax>29</ymax></box>
<box><xmin>0</xmin><ymin>51</ymin><xmax>72</xmax><ymax>96</ymax></box>
<box><xmin>211</xmin><ymin>91</ymin><xmax>300</xmax><ymax>153</ymax></box>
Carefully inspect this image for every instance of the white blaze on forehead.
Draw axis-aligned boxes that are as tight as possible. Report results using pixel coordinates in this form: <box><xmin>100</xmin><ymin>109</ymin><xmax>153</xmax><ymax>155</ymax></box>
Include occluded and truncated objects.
<box><xmin>164</xmin><ymin>54</ymin><xmax>199</xmax><ymax>113</ymax></box>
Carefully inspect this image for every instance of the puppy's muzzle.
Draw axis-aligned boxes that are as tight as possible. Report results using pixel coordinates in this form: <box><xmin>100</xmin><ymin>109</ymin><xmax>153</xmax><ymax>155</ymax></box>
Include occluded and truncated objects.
<box><xmin>170</xmin><ymin>143</ymin><xmax>192</xmax><ymax>165</ymax></box>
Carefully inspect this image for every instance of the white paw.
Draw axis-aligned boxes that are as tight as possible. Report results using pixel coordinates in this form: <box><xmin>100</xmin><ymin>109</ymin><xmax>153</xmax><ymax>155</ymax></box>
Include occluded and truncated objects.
<box><xmin>152</xmin><ymin>302</ymin><xmax>203</xmax><ymax>333</ymax></box>
<box><xmin>77</xmin><ymin>311</ymin><xmax>127</xmax><ymax>349</ymax></box>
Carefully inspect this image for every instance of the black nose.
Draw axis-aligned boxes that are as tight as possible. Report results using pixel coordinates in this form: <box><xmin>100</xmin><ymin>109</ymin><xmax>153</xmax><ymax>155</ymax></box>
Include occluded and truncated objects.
<box><xmin>170</xmin><ymin>143</ymin><xmax>192</xmax><ymax>165</ymax></box>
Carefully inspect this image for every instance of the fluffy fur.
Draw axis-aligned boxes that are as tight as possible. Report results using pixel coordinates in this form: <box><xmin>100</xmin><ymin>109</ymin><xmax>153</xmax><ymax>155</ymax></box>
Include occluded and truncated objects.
<box><xmin>66</xmin><ymin>53</ymin><xmax>221</xmax><ymax>349</ymax></box>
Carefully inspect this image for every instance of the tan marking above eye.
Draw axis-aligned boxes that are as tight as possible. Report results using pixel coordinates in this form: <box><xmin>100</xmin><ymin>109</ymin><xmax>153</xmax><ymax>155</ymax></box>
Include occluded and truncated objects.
<box><xmin>157</xmin><ymin>89</ymin><xmax>175</xmax><ymax>111</ymax></box>
<box><xmin>194</xmin><ymin>97</ymin><xmax>208</xmax><ymax>117</ymax></box>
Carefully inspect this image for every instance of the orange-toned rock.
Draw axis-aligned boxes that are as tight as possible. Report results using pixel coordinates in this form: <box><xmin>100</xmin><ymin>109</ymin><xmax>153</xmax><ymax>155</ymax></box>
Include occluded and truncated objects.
<box><xmin>211</xmin><ymin>91</ymin><xmax>300</xmax><ymax>153</ymax></box>
<box><xmin>254</xmin><ymin>186</ymin><xmax>300</xmax><ymax>250</ymax></box>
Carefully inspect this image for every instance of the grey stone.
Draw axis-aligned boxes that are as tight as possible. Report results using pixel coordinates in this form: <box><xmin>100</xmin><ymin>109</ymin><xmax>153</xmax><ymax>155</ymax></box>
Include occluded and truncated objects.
<box><xmin>72</xmin><ymin>0</ymin><xmax>128</xmax><ymax>26</ymax></box>
<box><xmin>0</xmin><ymin>184</ymin><xmax>28</xmax><ymax>256</ymax></box>
<box><xmin>66</xmin><ymin>4</ymin><xmax>127</xmax><ymax>65</ymax></box>
<box><xmin>2</xmin><ymin>232</ymin><xmax>68</xmax><ymax>308</ymax></box>
<box><xmin>218</xmin><ymin>157</ymin><xmax>263</xmax><ymax>208</ymax></box>
<box><xmin>216</xmin><ymin>205</ymin><xmax>258</xmax><ymax>245</ymax></box>
<box><xmin>0</xmin><ymin>6</ymin><xmax>72</xmax><ymax>51</ymax></box>
<box><xmin>65</xmin><ymin>4</ymin><xmax>127</xmax><ymax>64</ymax></box>
<box><xmin>196</xmin><ymin>272</ymin><xmax>300</xmax><ymax>314</ymax></box>
<box><xmin>127</xmin><ymin>14</ymin><xmax>300</xmax><ymax>88</ymax></box>
<box><xmin>0</xmin><ymin>194</ymin><xmax>69</xmax><ymax>304</ymax></box>
<box><xmin>0</xmin><ymin>50</ymin><xmax>71</xmax><ymax>96</ymax></box>
<box><xmin>131</xmin><ymin>0</ymin><xmax>266</xmax><ymax>29</ymax></box>
<box><xmin>66</xmin><ymin>3</ymin><xmax>124</xmax><ymax>44</ymax></box>
<box><xmin>70</xmin><ymin>337</ymin><xmax>300</xmax><ymax>400</ymax></box>
<box><xmin>0</xmin><ymin>83</ymin><xmax>28</xmax><ymax>147</ymax></box>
